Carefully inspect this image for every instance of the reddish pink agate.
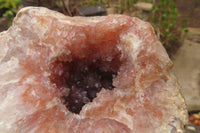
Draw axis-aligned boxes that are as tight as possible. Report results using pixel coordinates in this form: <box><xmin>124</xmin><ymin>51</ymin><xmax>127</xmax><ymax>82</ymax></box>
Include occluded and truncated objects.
<box><xmin>0</xmin><ymin>7</ymin><xmax>187</xmax><ymax>133</ymax></box>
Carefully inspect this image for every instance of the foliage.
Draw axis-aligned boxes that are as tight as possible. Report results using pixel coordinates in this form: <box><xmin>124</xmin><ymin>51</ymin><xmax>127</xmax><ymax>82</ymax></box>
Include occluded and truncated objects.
<box><xmin>83</xmin><ymin>0</ymin><xmax>109</xmax><ymax>7</ymax></box>
<box><xmin>118</xmin><ymin>0</ymin><xmax>137</xmax><ymax>13</ymax></box>
<box><xmin>150</xmin><ymin>0</ymin><xmax>188</xmax><ymax>49</ymax></box>
<box><xmin>118</xmin><ymin>0</ymin><xmax>154</xmax><ymax>13</ymax></box>
<box><xmin>0</xmin><ymin>0</ymin><xmax>22</xmax><ymax>25</ymax></box>
<box><xmin>138</xmin><ymin>0</ymin><xmax>155</xmax><ymax>3</ymax></box>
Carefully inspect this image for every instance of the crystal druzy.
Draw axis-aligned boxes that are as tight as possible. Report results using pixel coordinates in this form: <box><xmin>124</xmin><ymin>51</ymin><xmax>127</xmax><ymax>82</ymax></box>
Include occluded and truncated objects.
<box><xmin>0</xmin><ymin>7</ymin><xmax>187</xmax><ymax>133</ymax></box>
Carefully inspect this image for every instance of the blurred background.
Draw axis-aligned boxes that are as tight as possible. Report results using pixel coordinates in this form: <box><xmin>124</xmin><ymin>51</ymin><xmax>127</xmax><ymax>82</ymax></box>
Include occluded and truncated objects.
<box><xmin>0</xmin><ymin>0</ymin><xmax>200</xmax><ymax>132</ymax></box>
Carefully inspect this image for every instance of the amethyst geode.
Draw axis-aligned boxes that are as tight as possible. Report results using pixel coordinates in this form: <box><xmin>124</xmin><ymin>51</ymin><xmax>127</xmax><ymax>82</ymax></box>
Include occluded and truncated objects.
<box><xmin>0</xmin><ymin>7</ymin><xmax>187</xmax><ymax>133</ymax></box>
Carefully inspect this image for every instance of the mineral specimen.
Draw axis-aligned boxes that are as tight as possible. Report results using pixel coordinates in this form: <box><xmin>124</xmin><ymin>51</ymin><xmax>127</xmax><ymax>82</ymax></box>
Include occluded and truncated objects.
<box><xmin>0</xmin><ymin>7</ymin><xmax>187</xmax><ymax>133</ymax></box>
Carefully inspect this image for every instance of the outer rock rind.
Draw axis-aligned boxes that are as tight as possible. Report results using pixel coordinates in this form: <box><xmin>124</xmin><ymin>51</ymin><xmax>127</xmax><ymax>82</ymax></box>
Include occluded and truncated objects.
<box><xmin>0</xmin><ymin>7</ymin><xmax>187</xmax><ymax>133</ymax></box>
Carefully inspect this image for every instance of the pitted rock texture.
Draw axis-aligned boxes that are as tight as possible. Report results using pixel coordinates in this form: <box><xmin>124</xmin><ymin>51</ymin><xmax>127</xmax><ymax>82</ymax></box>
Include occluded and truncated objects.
<box><xmin>0</xmin><ymin>7</ymin><xmax>187</xmax><ymax>133</ymax></box>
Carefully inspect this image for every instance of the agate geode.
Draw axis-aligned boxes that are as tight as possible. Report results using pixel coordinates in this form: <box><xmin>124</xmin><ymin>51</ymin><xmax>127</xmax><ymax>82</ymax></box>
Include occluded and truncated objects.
<box><xmin>0</xmin><ymin>7</ymin><xmax>187</xmax><ymax>133</ymax></box>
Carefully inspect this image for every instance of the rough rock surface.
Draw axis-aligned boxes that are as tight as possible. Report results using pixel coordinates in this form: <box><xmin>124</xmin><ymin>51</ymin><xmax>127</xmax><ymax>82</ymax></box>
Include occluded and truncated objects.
<box><xmin>0</xmin><ymin>7</ymin><xmax>187</xmax><ymax>133</ymax></box>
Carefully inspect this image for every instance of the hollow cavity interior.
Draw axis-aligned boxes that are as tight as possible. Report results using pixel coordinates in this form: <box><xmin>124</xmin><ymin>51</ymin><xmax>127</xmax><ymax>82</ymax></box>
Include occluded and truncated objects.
<box><xmin>66</xmin><ymin>60</ymin><xmax>118</xmax><ymax>114</ymax></box>
<box><xmin>50</xmin><ymin>49</ymin><xmax>122</xmax><ymax>114</ymax></box>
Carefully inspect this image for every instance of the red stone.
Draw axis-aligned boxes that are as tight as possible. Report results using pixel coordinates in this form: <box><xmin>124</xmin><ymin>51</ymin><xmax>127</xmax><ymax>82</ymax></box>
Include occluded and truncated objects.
<box><xmin>0</xmin><ymin>7</ymin><xmax>187</xmax><ymax>133</ymax></box>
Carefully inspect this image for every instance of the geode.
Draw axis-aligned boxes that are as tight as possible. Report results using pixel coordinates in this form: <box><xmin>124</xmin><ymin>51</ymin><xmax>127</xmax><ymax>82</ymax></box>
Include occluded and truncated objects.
<box><xmin>0</xmin><ymin>7</ymin><xmax>187</xmax><ymax>133</ymax></box>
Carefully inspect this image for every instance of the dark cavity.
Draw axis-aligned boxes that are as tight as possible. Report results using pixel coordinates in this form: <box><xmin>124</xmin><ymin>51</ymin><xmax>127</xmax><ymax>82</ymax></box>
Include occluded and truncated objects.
<box><xmin>59</xmin><ymin>60</ymin><xmax>117</xmax><ymax>114</ymax></box>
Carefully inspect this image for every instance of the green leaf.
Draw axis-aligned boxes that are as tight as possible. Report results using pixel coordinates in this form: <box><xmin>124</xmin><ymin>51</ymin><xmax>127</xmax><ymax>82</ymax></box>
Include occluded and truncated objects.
<box><xmin>169</xmin><ymin>2</ymin><xmax>176</xmax><ymax>8</ymax></box>
<box><xmin>182</xmin><ymin>18</ymin><xmax>188</xmax><ymax>23</ymax></box>
<box><xmin>8</xmin><ymin>21</ymin><xmax>12</xmax><ymax>26</ymax></box>
<box><xmin>3</xmin><ymin>10</ymin><xmax>14</xmax><ymax>19</ymax></box>
<box><xmin>92</xmin><ymin>1</ymin><xmax>98</xmax><ymax>5</ymax></box>
<box><xmin>184</xmin><ymin>29</ymin><xmax>189</xmax><ymax>34</ymax></box>
<box><xmin>15</xmin><ymin>0</ymin><xmax>22</xmax><ymax>5</ymax></box>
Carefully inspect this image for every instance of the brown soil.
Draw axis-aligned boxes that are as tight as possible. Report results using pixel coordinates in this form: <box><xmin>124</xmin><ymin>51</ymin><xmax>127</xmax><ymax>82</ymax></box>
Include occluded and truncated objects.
<box><xmin>174</xmin><ymin>0</ymin><xmax>200</xmax><ymax>28</ymax></box>
<box><xmin>0</xmin><ymin>18</ymin><xmax>10</xmax><ymax>32</ymax></box>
